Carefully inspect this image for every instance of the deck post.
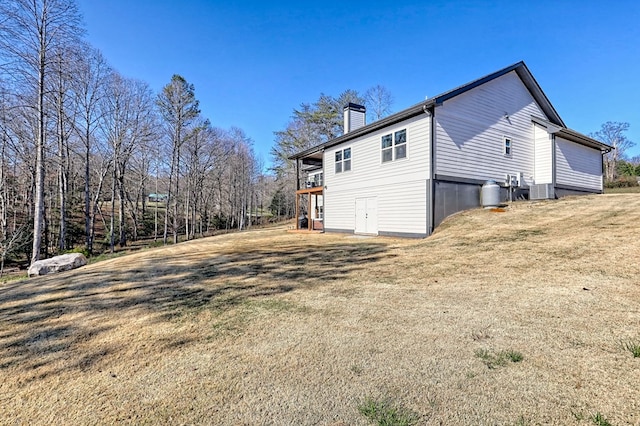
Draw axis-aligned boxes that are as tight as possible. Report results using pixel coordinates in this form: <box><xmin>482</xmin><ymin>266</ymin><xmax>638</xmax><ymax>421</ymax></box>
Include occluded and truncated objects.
<box><xmin>295</xmin><ymin>194</ymin><xmax>300</xmax><ymax>230</ymax></box>
<box><xmin>307</xmin><ymin>193</ymin><xmax>312</xmax><ymax>230</ymax></box>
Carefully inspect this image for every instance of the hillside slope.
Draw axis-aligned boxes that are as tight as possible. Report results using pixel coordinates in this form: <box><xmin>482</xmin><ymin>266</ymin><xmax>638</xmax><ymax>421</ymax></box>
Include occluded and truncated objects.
<box><xmin>1</xmin><ymin>194</ymin><xmax>639</xmax><ymax>425</ymax></box>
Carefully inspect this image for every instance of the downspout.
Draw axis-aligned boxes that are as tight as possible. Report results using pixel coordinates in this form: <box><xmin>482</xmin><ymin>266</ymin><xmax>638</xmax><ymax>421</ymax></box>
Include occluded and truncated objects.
<box><xmin>601</xmin><ymin>150</ymin><xmax>605</xmax><ymax>193</ymax></box>
<box><xmin>551</xmin><ymin>134</ymin><xmax>557</xmax><ymax>198</ymax></box>
<box><xmin>426</xmin><ymin>104</ymin><xmax>436</xmax><ymax>235</ymax></box>
<box><xmin>295</xmin><ymin>158</ymin><xmax>300</xmax><ymax>229</ymax></box>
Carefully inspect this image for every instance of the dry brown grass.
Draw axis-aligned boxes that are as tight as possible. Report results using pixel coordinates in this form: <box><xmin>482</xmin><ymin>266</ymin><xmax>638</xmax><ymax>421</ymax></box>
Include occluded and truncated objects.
<box><xmin>1</xmin><ymin>194</ymin><xmax>639</xmax><ymax>425</ymax></box>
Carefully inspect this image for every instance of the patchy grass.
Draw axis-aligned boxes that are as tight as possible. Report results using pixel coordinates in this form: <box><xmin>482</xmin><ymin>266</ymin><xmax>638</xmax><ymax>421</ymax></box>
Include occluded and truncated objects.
<box><xmin>358</xmin><ymin>397</ymin><xmax>419</xmax><ymax>426</ymax></box>
<box><xmin>474</xmin><ymin>348</ymin><xmax>523</xmax><ymax>369</ymax></box>
<box><xmin>0</xmin><ymin>272</ymin><xmax>28</xmax><ymax>283</ymax></box>
<box><xmin>621</xmin><ymin>338</ymin><xmax>640</xmax><ymax>358</ymax></box>
<box><xmin>590</xmin><ymin>412</ymin><xmax>613</xmax><ymax>426</ymax></box>
<box><xmin>1</xmin><ymin>194</ymin><xmax>640</xmax><ymax>424</ymax></box>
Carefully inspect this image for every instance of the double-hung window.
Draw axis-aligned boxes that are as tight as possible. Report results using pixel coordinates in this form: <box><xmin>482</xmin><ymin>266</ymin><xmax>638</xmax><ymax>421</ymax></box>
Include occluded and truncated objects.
<box><xmin>335</xmin><ymin>147</ymin><xmax>351</xmax><ymax>173</ymax></box>
<box><xmin>381</xmin><ymin>134</ymin><xmax>393</xmax><ymax>162</ymax></box>
<box><xmin>381</xmin><ymin>129</ymin><xmax>407</xmax><ymax>163</ymax></box>
<box><xmin>394</xmin><ymin>130</ymin><xmax>407</xmax><ymax>159</ymax></box>
<box><xmin>504</xmin><ymin>137</ymin><xmax>512</xmax><ymax>157</ymax></box>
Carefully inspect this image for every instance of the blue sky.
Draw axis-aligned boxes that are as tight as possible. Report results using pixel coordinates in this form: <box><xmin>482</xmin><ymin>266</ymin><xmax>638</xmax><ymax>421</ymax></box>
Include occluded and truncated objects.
<box><xmin>77</xmin><ymin>0</ymin><xmax>640</xmax><ymax>167</ymax></box>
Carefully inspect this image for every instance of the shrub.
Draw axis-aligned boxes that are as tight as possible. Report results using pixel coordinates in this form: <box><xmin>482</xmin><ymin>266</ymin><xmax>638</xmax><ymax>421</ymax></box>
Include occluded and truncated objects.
<box><xmin>63</xmin><ymin>246</ymin><xmax>90</xmax><ymax>258</ymax></box>
<box><xmin>604</xmin><ymin>176</ymin><xmax>639</xmax><ymax>188</ymax></box>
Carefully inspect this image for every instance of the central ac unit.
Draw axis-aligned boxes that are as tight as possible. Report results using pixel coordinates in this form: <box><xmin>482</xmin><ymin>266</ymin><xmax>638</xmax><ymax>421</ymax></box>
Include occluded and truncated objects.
<box><xmin>530</xmin><ymin>184</ymin><xmax>554</xmax><ymax>200</ymax></box>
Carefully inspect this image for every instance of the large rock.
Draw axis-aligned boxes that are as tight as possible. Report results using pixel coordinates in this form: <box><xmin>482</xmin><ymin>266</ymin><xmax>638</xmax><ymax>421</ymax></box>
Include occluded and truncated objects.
<box><xmin>28</xmin><ymin>253</ymin><xmax>87</xmax><ymax>277</ymax></box>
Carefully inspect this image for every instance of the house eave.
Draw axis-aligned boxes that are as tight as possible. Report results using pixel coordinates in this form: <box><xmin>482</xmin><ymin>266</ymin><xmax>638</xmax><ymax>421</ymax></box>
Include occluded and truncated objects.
<box><xmin>556</xmin><ymin>128</ymin><xmax>614</xmax><ymax>153</ymax></box>
<box><xmin>531</xmin><ymin>115</ymin><xmax>613</xmax><ymax>152</ymax></box>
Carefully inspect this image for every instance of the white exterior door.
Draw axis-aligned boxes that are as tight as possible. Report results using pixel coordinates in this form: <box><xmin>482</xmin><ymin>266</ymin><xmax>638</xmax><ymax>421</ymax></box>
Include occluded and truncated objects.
<box><xmin>355</xmin><ymin>197</ymin><xmax>378</xmax><ymax>235</ymax></box>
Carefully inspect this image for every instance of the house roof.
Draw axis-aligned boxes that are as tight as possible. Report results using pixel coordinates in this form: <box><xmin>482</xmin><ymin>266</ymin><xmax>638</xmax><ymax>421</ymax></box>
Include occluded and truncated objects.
<box><xmin>531</xmin><ymin>116</ymin><xmax>613</xmax><ymax>152</ymax></box>
<box><xmin>291</xmin><ymin>61</ymin><xmax>597</xmax><ymax>160</ymax></box>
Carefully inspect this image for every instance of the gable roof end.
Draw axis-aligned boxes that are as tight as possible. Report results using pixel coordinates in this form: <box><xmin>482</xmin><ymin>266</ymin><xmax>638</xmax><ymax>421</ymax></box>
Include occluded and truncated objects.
<box><xmin>433</xmin><ymin>61</ymin><xmax>565</xmax><ymax>127</ymax></box>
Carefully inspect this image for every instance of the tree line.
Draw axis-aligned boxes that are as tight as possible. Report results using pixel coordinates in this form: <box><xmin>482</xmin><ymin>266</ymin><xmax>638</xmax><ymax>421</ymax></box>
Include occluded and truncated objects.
<box><xmin>0</xmin><ymin>0</ymin><xmax>270</xmax><ymax>269</ymax></box>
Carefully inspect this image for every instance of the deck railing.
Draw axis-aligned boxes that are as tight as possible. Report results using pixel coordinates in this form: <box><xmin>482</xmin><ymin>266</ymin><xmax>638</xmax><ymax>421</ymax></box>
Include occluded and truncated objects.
<box><xmin>298</xmin><ymin>174</ymin><xmax>323</xmax><ymax>190</ymax></box>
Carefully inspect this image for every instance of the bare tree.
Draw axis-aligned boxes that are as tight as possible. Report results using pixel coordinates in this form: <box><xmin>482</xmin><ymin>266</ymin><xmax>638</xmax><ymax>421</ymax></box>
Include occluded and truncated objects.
<box><xmin>73</xmin><ymin>45</ymin><xmax>110</xmax><ymax>254</ymax></box>
<box><xmin>0</xmin><ymin>0</ymin><xmax>83</xmax><ymax>263</ymax></box>
<box><xmin>183</xmin><ymin>120</ymin><xmax>223</xmax><ymax>239</ymax></box>
<box><xmin>50</xmin><ymin>45</ymin><xmax>80</xmax><ymax>251</ymax></box>
<box><xmin>0</xmin><ymin>91</ymin><xmax>36</xmax><ymax>249</ymax></box>
<box><xmin>590</xmin><ymin>122</ymin><xmax>634</xmax><ymax>181</ymax></box>
<box><xmin>156</xmin><ymin>74</ymin><xmax>200</xmax><ymax>244</ymax></box>
<box><xmin>0</xmin><ymin>224</ymin><xmax>28</xmax><ymax>276</ymax></box>
<box><xmin>364</xmin><ymin>84</ymin><xmax>394</xmax><ymax>122</ymax></box>
<box><xmin>100</xmin><ymin>72</ymin><xmax>155</xmax><ymax>251</ymax></box>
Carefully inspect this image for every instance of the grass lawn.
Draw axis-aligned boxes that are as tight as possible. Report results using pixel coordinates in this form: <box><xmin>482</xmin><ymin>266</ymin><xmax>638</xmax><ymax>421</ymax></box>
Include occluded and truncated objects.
<box><xmin>1</xmin><ymin>194</ymin><xmax>639</xmax><ymax>425</ymax></box>
<box><xmin>604</xmin><ymin>186</ymin><xmax>640</xmax><ymax>194</ymax></box>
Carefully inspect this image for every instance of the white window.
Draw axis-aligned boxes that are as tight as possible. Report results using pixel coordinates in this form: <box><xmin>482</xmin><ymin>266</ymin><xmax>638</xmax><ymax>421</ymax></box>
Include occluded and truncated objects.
<box><xmin>395</xmin><ymin>130</ymin><xmax>407</xmax><ymax>159</ymax></box>
<box><xmin>335</xmin><ymin>147</ymin><xmax>351</xmax><ymax>173</ymax></box>
<box><xmin>504</xmin><ymin>137</ymin><xmax>512</xmax><ymax>157</ymax></box>
<box><xmin>382</xmin><ymin>129</ymin><xmax>407</xmax><ymax>163</ymax></box>
<box><xmin>381</xmin><ymin>134</ymin><xmax>393</xmax><ymax>162</ymax></box>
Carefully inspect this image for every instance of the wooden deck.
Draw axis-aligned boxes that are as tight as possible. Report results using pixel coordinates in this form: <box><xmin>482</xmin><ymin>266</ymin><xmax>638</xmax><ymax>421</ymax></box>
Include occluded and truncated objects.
<box><xmin>296</xmin><ymin>186</ymin><xmax>323</xmax><ymax>195</ymax></box>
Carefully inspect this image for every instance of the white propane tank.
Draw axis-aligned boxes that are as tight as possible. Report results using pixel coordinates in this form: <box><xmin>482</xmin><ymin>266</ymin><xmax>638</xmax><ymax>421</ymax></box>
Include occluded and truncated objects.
<box><xmin>481</xmin><ymin>180</ymin><xmax>500</xmax><ymax>208</ymax></box>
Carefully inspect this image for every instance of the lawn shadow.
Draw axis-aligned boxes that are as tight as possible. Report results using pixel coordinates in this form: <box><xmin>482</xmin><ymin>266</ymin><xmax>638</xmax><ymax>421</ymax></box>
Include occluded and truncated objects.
<box><xmin>0</xmin><ymin>238</ymin><xmax>391</xmax><ymax>378</ymax></box>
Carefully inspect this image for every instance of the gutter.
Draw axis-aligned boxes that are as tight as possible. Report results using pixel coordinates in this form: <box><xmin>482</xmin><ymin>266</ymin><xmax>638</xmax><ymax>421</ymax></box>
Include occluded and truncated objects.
<box><xmin>427</xmin><ymin>105</ymin><xmax>436</xmax><ymax>236</ymax></box>
<box><xmin>557</xmin><ymin>128</ymin><xmax>614</xmax><ymax>153</ymax></box>
<box><xmin>531</xmin><ymin>116</ymin><xmax>613</xmax><ymax>153</ymax></box>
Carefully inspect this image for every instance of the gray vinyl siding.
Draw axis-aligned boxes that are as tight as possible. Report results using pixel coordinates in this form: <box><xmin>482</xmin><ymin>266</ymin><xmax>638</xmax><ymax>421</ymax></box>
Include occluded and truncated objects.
<box><xmin>324</xmin><ymin>114</ymin><xmax>430</xmax><ymax>235</ymax></box>
<box><xmin>434</xmin><ymin>71</ymin><xmax>547</xmax><ymax>186</ymax></box>
<box><xmin>533</xmin><ymin>123</ymin><xmax>553</xmax><ymax>184</ymax></box>
<box><xmin>555</xmin><ymin>137</ymin><xmax>603</xmax><ymax>191</ymax></box>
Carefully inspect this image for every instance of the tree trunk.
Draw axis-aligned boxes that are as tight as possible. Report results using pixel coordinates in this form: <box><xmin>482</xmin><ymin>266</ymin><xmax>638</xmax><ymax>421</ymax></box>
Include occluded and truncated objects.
<box><xmin>31</xmin><ymin>38</ymin><xmax>46</xmax><ymax>264</ymax></box>
<box><xmin>117</xmin><ymin>166</ymin><xmax>126</xmax><ymax>247</ymax></box>
<box><xmin>84</xmin><ymin>127</ymin><xmax>91</xmax><ymax>253</ymax></box>
<box><xmin>89</xmin><ymin>167</ymin><xmax>108</xmax><ymax>255</ymax></box>
<box><xmin>57</xmin><ymin>102</ymin><xmax>67</xmax><ymax>252</ymax></box>
<box><xmin>154</xmin><ymin>169</ymin><xmax>158</xmax><ymax>242</ymax></box>
<box><xmin>173</xmin><ymin>152</ymin><xmax>180</xmax><ymax>245</ymax></box>
<box><xmin>110</xmin><ymin>169</ymin><xmax>116</xmax><ymax>253</ymax></box>
<box><xmin>163</xmin><ymin>155</ymin><xmax>173</xmax><ymax>245</ymax></box>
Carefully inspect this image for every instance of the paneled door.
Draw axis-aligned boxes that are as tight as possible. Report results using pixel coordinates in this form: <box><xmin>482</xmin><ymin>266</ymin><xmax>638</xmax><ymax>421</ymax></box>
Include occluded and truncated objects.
<box><xmin>355</xmin><ymin>197</ymin><xmax>378</xmax><ymax>235</ymax></box>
